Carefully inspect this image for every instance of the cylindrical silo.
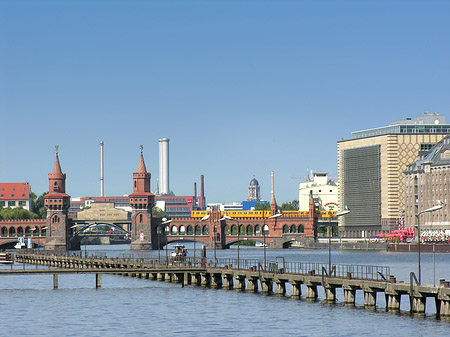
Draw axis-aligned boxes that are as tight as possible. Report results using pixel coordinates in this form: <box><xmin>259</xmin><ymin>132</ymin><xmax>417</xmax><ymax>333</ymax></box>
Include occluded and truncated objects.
<box><xmin>158</xmin><ymin>138</ymin><xmax>170</xmax><ymax>195</ymax></box>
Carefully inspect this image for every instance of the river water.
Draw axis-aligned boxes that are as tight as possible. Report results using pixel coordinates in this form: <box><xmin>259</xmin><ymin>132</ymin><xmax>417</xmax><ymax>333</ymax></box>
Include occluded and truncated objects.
<box><xmin>2</xmin><ymin>244</ymin><xmax>450</xmax><ymax>336</ymax></box>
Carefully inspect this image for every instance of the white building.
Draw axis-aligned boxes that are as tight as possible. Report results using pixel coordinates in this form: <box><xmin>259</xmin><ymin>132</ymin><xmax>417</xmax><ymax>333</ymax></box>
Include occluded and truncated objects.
<box><xmin>299</xmin><ymin>172</ymin><xmax>338</xmax><ymax>212</ymax></box>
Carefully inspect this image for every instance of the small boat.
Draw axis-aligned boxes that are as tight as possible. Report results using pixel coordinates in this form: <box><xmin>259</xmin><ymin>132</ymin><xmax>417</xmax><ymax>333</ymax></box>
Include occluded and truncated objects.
<box><xmin>14</xmin><ymin>242</ymin><xmax>25</xmax><ymax>249</ymax></box>
<box><xmin>255</xmin><ymin>242</ymin><xmax>268</xmax><ymax>248</ymax></box>
<box><xmin>0</xmin><ymin>252</ymin><xmax>14</xmax><ymax>264</ymax></box>
<box><xmin>170</xmin><ymin>244</ymin><xmax>187</xmax><ymax>258</ymax></box>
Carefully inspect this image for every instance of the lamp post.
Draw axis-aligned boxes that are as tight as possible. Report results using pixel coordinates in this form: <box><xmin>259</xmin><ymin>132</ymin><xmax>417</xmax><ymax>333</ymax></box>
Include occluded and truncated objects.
<box><xmin>195</xmin><ymin>214</ymin><xmax>210</xmax><ymax>264</ymax></box>
<box><xmin>329</xmin><ymin>206</ymin><xmax>350</xmax><ymax>275</ymax></box>
<box><xmin>161</xmin><ymin>218</ymin><xmax>172</xmax><ymax>266</ymax></box>
<box><xmin>263</xmin><ymin>213</ymin><xmax>282</xmax><ymax>271</ymax></box>
<box><xmin>220</xmin><ymin>215</ymin><xmax>240</xmax><ymax>269</ymax></box>
<box><xmin>156</xmin><ymin>225</ymin><xmax>161</xmax><ymax>264</ymax></box>
<box><xmin>416</xmin><ymin>200</ymin><xmax>443</xmax><ymax>285</ymax></box>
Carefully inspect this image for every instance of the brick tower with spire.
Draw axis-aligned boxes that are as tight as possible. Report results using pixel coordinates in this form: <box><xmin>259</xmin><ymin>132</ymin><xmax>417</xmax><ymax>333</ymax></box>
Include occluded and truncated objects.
<box><xmin>44</xmin><ymin>146</ymin><xmax>71</xmax><ymax>251</ymax></box>
<box><xmin>129</xmin><ymin>146</ymin><xmax>155</xmax><ymax>250</ymax></box>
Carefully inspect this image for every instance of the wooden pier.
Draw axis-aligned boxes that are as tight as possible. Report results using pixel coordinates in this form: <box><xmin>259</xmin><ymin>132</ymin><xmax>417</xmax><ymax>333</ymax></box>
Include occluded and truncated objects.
<box><xmin>8</xmin><ymin>251</ymin><xmax>450</xmax><ymax>318</ymax></box>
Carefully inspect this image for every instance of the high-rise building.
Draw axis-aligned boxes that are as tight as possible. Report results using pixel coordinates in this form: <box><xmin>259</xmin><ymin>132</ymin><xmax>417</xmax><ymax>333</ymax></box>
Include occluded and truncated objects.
<box><xmin>337</xmin><ymin>112</ymin><xmax>450</xmax><ymax>238</ymax></box>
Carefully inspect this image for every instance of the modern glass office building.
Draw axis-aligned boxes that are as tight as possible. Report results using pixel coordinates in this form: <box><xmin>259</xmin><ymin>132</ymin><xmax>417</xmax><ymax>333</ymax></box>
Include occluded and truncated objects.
<box><xmin>337</xmin><ymin>112</ymin><xmax>450</xmax><ymax>238</ymax></box>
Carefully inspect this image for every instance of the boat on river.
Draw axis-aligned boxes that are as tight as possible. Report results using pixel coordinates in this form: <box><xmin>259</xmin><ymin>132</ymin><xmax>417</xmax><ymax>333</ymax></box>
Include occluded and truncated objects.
<box><xmin>170</xmin><ymin>244</ymin><xmax>187</xmax><ymax>258</ymax></box>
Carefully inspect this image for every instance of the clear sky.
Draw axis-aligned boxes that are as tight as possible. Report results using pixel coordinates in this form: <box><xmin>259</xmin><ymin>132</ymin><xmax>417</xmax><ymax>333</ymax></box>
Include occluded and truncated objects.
<box><xmin>1</xmin><ymin>0</ymin><xmax>449</xmax><ymax>204</ymax></box>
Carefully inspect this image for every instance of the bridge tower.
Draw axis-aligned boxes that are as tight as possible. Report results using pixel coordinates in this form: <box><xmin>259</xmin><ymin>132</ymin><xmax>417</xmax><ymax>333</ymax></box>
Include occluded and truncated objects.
<box><xmin>129</xmin><ymin>146</ymin><xmax>155</xmax><ymax>250</ymax></box>
<box><xmin>44</xmin><ymin>147</ymin><xmax>71</xmax><ymax>251</ymax></box>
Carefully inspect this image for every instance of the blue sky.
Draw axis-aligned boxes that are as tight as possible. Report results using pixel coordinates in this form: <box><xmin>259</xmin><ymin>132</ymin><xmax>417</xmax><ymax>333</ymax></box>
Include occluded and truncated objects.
<box><xmin>1</xmin><ymin>0</ymin><xmax>449</xmax><ymax>204</ymax></box>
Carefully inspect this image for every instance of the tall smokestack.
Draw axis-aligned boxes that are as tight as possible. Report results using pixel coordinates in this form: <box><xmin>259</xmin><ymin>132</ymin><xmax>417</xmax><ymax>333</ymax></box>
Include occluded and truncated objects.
<box><xmin>200</xmin><ymin>175</ymin><xmax>205</xmax><ymax>210</ymax></box>
<box><xmin>158</xmin><ymin>138</ymin><xmax>170</xmax><ymax>195</ymax></box>
<box><xmin>100</xmin><ymin>141</ymin><xmax>104</xmax><ymax>197</ymax></box>
<box><xmin>194</xmin><ymin>182</ymin><xmax>197</xmax><ymax>209</ymax></box>
<box><xmin>271</xmin><ymin>171</ymin><xmax>274</xmax><ymax>200</ymax></box>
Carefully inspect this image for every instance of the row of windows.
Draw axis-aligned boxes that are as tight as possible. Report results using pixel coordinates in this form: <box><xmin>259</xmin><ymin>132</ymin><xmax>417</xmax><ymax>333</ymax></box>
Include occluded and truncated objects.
<box><xmin>0</xmin><ymin>194</ymin><xmax>26</xmax><ymax>198</ymax></box>
<box><xmin>0</xmin><ymin>201</ymin><xmax>27</xmax><ymax>207</ymax></box>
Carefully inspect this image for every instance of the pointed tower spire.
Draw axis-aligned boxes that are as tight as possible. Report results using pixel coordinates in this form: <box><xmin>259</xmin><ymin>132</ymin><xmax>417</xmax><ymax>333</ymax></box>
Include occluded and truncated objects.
<box><xmin>137</xmin><ymin>145</ymin><xmax>147</xmax><ymax>173</ymax></box>
<box><xmin>132</xmin><ymin>145</ymin><xmax>151</xmax><ymax>193</ymax></box>
<box><xmin>52</xmin><ymin>145</ymin><xmax>63</xmax><ymax>175</ymax></box>
<box><xmin>48</xmin><ymin>145</ymin><xmax>66</xmax><ymax>193</ymax></box>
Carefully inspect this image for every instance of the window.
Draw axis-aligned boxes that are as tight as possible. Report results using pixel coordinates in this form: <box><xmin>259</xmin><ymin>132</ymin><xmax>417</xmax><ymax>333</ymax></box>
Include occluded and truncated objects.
<box><xmin>8</xmin><ymin>201</ymin><xmax>15</xmax><ymax>207</ymax></box>
<box><xmin>0</xmin><ymin>201</ymin><xmax>5</xmax><ymax>206</ymax></box>
<box><xmin>18</xmin><ymin>201</ymin><xmax>26</xmax><ymax>206</ymax></box>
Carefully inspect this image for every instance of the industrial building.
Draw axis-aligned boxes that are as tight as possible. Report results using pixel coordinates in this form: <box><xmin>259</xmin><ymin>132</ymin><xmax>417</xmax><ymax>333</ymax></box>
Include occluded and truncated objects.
<box><xmin>337</xmin><ymin>112</ymin><xmax>450</xmax><ymax>238</ymax></box>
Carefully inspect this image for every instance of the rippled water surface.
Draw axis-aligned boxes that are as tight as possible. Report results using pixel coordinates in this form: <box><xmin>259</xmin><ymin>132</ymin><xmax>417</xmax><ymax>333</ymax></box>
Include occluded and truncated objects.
<box><xmin>2</xmin><ymin>245</ymin><xmax>450</xmax><ymax>336</ymax></box>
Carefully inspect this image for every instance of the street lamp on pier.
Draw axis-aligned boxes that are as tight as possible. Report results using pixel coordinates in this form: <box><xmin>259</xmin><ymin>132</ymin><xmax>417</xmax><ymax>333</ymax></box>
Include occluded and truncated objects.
<box><xmin>161</xmin><ymin>218</ymin><xmax>172</xmax><ymax>265</ymax></box>
<box><xmin>263</xmin><ymin>212</ymin><xmax>282</xmax><ymax>271</ymax></box>
<box><xmin>328</xmin><ymin>206</ymin><xmax>350</xmax><ymax>275</ymax></box>
<box><xmin>416</xmin><ymin>200</ymin><xmax>443</xmax><ymax>285</ymax></box>
<box><xmin>156</xmin><ymin>225</ymin><xmax>162</xmax><ymax>264</ymax></box>
<box><xmin>220</xmin><ymin>215</ymin><xmax>240</xmax><ymax>269</ymax></box>
<box><xmin>195</xmin><ymin>214</ymin><xmax>210</xmax><ymax>264</ymax></box>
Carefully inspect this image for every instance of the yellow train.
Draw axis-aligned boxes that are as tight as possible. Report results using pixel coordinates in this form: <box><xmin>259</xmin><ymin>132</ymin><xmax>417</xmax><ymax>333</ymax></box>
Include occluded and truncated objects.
<box><xmin>191</xmin><ymin>210</ymin><xmax>336</xmax><ymax>218</ymax></box>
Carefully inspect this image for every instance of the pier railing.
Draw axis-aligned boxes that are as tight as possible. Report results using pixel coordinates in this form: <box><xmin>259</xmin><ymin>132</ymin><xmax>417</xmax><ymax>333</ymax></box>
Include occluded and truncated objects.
<box><xmin>12</xmin><ymin>250</ymin><xmax>390</xmax><ymax>281</ymax></box>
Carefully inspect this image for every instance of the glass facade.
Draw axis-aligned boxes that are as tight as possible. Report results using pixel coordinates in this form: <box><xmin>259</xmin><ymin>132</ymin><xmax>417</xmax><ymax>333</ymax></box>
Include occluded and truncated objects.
<box><xmin>342</xmin><ymin>145</ymin><xmax>381</xmax><ymax>229</ymax></box>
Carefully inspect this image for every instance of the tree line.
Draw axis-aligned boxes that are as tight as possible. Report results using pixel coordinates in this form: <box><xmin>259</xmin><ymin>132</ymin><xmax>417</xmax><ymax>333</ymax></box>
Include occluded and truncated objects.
<box><xmin>254</xmin><ymin>200</ymin><xmax>299</xmax><ymax>211</ymax></box>
<box><xmin>0</xmin><ymin>192</ymin><xmax>47</xmax><ymax>220</ymax></box>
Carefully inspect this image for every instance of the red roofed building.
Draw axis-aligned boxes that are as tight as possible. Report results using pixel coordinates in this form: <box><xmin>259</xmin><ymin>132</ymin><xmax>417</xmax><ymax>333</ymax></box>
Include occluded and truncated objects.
<box><xmin>0</xmin><ymin>182</ymin><xmax>31</xmax><ymax>211</ymax></box>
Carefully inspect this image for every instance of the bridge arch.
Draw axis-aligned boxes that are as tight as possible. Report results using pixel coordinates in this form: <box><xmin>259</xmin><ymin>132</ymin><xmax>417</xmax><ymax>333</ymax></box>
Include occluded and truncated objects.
<box><xmin>202</xmin><ymin>225</ymin><xmax>209</xmax><ymax>235</ymax></box>
<box><xmin>254</xmin><ymin>225</ymin><xmax>261</xmax><ymax>236</ymax></box>
<box><xmin>246</xmin><ymin>225</ymin><xmax>252</xmax><ymax>236</ymax></box>
<box><xmin>230</xmin><ymin>225</ymin><xmax>237</xmax><ymax>235</ymax></box>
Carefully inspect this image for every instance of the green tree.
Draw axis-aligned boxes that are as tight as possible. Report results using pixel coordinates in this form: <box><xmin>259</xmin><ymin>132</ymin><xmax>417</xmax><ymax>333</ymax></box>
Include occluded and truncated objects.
<box><xmin>279</xmin><ymin>200</ymin><xmax>299</xmax><ymax>211</ymax></box>
<box><xmin>254</xmin><ymin>202</ymin><xmax>270</xmax><ymax>211</ymax></box>
<box><xmin>152</xmin><ymin>206</ymin><xmax>168</xmax><ymax>219</ymax></box>
<box><xmin>0</xmin><ymin>207</ymin><xmax>38</xmax><ymax>220</ymax></box>
<box><xmin>31</xmin><ymin>191</ymin><xmax>47</xmax><ymax>219</ymax></box>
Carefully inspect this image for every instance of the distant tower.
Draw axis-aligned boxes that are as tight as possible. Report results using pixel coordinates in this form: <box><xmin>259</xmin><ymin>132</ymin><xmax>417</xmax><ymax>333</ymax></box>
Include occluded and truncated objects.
<box><xmin>270</xmin><ymin>171</ymin><xmax>278</xmax><ymax>215</ymax></box>
<box><xmin>248</xmin><ymin>177</ymin><xmax>261</xmax><ymax>201</ymax></box>
<box><xmin>44</xmin><ymin>146</ymin><xmax>71</xmax><ymax>251</ymax></box>
<box><xmin>100</xmin><ymin>141</ymin><xmax>104</xmax><ymax>197</ymax></box>
<box><xmin>129</xmin><ymin>145</ymin><xmax>155</xmax><ymax>250</ymax></box>
<box><xmin>158</xmin><ymin>138</ymin><xmax>170</xmax><ymax>195</ymax></box>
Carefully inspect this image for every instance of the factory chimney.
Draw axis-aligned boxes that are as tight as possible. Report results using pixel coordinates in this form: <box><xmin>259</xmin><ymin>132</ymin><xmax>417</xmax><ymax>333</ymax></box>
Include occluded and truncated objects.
<box><xmin>100</xmin><ymin>141</ymin><xmax>104</xmax><ymax>197</ymax></box>
<box><xmin>158</xmin><ymin>138</ymin><xmax>170</xmax><ymax>195</ymax></box>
